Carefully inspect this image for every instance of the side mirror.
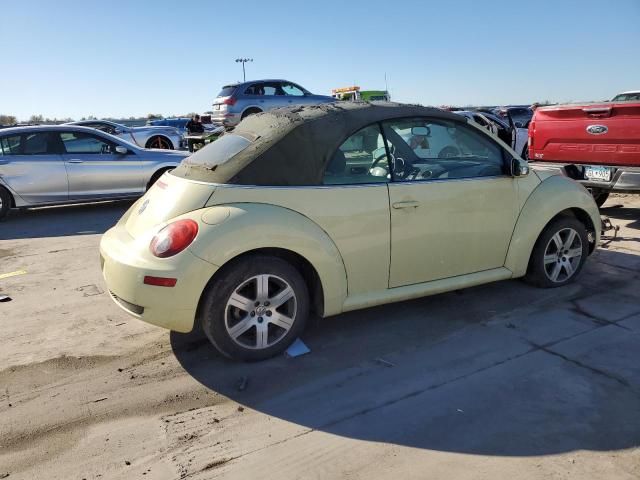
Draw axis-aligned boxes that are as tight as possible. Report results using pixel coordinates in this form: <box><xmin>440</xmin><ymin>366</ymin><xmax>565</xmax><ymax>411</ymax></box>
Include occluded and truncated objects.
<box><xmin>511</xmin><ymin>157</ymin><xmax>529</xmax><ymax>177</ymax></box>
<box><xmin>115</xmin><ymin>145</ymin><xmax>128</xmax><ymax>155</ymax></box>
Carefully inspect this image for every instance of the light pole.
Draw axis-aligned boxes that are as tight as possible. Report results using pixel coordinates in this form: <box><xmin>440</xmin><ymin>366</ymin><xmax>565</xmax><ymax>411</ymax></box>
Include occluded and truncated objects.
<box><xmin>235</xmin><ymin>58</ymin><xmax>253</xmax><ymax>82</ymax></box>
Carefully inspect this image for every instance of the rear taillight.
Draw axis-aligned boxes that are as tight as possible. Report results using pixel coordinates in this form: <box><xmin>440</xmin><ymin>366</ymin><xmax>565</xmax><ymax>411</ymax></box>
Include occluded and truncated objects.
<box><xmin>528</xmin><ymin>120</ymin><xmax>535</xmax><ymax>149</ymax></box>
<box><xmin>150</xmin><ymin>219</ymin><xmax>198</xmax><ymax>258</ymax></box>
<box><xmin>223</xmin><ymin>97</ymin><xmax>237</xmax><ymax>106</ymax></box>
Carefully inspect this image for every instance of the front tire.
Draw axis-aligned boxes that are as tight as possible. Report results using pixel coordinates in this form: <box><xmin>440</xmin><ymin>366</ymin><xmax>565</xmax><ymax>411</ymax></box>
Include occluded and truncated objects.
<box><xmin>200</xmin><ymin>255</ymin><xmax>309</xmax><ymax>361</ymax></box>
<box><xmin>524</xmin><ymin>217</ymin><xmax>589</xmax><ymax>288</ymax></box>
<box><xmin>0</xmin><ymin>186</ymin><xmax>11</xmax><ymax>221</ymax></box>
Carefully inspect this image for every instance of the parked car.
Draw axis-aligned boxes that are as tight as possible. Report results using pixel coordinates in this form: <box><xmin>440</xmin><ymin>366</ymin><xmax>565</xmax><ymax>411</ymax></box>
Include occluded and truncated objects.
<box><xmin>100</xmin><ymin>103</ymin><xmax>600</xmax><ymax>361</ymax></box>
<box><xmin>454</xmin><ymin>110</ymin><xmax>528</xmax><ymax>159</ymax></box>
<box><xmin>147</xmin><ymin>117</ymin><xmax>223</xmax><ymax>136</ymax></box>
<box><xmin>147</xmin><ymin>118</ymin><xmax>191</xmax><ymax>135</ymax></box>
<box><xmin>528</xmin><ymin>99</ymin><xmax>640</xmax><ymax>206</ymax></box>
<box><xmin>68</xmin><ymin>120</ymin><xmax>184</xmax><ymax>150</ymax></box>
<box><xmin>611</xmin><ymin>90</ymin><xmax>640</xmax><ymax>102</ymax></box>
<box><xmin>0</xmin><ymin>125</ymin><xmax>188</xmax><ymax>220</ymax></box>
<box><xmin>493</xmin><ymin>106</ymin><xmax>533</xmax><ymax>128</ymax></box>
<box><xmin>211</xmin><ymin>79</ymin><xmax>335</xmax><ymax>127</ymax></box>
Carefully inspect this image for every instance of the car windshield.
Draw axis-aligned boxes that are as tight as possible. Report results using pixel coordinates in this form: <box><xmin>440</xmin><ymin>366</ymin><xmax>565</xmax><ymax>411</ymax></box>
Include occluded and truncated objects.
<box><xmin>183</xmin><ymin>134</ymin><xmax>251</xmax><ymax>169</ymax></box>
<box><xmin>612</xmin><ymin>93</ymin><xmax>640</xmax><ymax>102</ymax></box>
<box><xmin>217</xmin><ymin>86</ymin><xmax>236</xmax><ymax>97</ymax></box>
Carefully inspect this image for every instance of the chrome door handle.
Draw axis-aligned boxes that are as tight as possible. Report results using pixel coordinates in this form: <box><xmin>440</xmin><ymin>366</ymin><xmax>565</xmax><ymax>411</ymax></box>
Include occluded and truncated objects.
<box><xmin>68</xmin><ymin>160</ymin><xmax>84</xmax><ymax>164</ymax></box>
<box><xmin>392</xmin><ymin>201</ymin><xmax>420</xmax><ymax>209</ymax></box>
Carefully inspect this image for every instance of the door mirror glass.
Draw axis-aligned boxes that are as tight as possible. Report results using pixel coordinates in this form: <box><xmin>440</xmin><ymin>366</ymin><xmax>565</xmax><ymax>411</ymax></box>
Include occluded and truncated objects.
<box><xmin>511</xmin><ymin>157</ymin><xmax>529</xmax><ymax>177</ymax></box>
<box><xmin>115</xmin><ymin>145</ymin><xmax>128</xmax><ymax>155</ymax></box>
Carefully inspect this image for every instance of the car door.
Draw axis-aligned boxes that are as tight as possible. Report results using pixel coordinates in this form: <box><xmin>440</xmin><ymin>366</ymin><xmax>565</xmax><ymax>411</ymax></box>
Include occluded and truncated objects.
<box><xmin>0</xmin><ymin>131</ymin><xmax>68</xmax><ymax>204</ymax></box>
<box><xmin>58</xmin><ymin>130</ymin><xmax>145</xmax><ymax>199</ymax></box>
<box><xmin>383</xmin><ymin>117</ymin><xmax>519</xmax><ymax>288</ymax></box>
<box><xmin>281</xmin><ymin>82</ymin><xmax>309</xmax><ymax>106</ymax></box>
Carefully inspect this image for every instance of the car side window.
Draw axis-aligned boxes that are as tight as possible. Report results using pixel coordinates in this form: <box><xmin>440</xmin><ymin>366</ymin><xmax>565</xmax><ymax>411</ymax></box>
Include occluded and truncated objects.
<box><xmin>282</xmin><ymin>83</ymin><xmax>305</xmax><ymax>96</ymax></box>
<box><xmin>323</xmin><ymin>124</ymin><xmax>390</xmax><ymax>185</ymax></box>
<box><xmin>59</xmin><ymin>132</ymin><xmax>116</xmax><ymax>154</ymax></box>
<box><xmin>23</xmin><ymin>133</ymin><xmax>54</xmax><ymax>155</ymax></box>
<box><xmin>91</xmin><ymin>123</ymin><xmax>117</xmax><ymax>135</ymax></box>
<box><xmin>0</xmin><ymin>135</ymin><xmax>23</xmax><ymax>155</ymax></box>
<box><xmin>245</xmin><ymin>83</ymin><xmax>265</xmax><ymax>95</ymax></box>
<box><xmin>382</xmin><ymin>118</ymin><xmax>506</xmax><ymax>182</ymax></box>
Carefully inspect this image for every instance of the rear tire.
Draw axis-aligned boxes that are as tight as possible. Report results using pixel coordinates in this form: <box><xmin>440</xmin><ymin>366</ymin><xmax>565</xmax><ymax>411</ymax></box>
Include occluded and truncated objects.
<box><xmin>241</xmin><ymin>108</ymin><xmax>261</xmax><ymax>121</ymax></box>
<box><xmin>524</xmin><ymin>216</ymin><xmax>589</xmax><ymax>288</ymax></box>
<box><xmin>0</xmin><ymin>186</ymin><xmax>12</xmax><ymax>221</ymax></box>
<box><xmin>145</xmin><ymin>136</ymin><xmax>173</xmax><ymax>150</ymax></box>
<box><xmin>147</xmin><ymin>169</ymin><xmax>172</xmax><ymax>190</ymax></box>
<box><xmin>200</xmin><ymin>255</ymin><xmax>309</xmax><ymax>361</ymax></box>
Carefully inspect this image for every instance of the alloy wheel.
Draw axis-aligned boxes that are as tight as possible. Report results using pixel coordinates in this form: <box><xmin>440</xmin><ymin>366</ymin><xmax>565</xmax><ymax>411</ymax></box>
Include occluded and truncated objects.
<box><xmin>224</xmin><ymin>274</ymin><xmax>297</xmax><ymax>350</ymax></box>
<box><xmin>543</xmin><ymin>227</ymin><xmax>583</xmax><ymax>283</ymax></box>
<box><xmin>150</xmin><ymin>137</ymin><xmax>171</xmax><ymax>149</ymax></box>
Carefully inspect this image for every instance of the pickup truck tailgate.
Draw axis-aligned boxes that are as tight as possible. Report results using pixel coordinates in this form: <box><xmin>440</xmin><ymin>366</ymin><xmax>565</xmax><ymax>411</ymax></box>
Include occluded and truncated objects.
<box><xmin>530</xmin><ymin>102</ymin><xmax>640</xmax><ymax>167</ymax></box>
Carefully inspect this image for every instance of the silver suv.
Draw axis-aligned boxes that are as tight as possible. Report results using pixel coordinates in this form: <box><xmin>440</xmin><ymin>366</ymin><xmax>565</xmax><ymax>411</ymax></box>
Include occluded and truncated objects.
<box><xmin>211</xmin><ymin>79</ymin><xmax>335</xmax><ymax>127</ymax></box>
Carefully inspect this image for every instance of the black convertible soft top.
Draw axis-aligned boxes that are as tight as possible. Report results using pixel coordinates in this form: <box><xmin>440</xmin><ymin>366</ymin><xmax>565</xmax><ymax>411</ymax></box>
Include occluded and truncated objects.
<box><xmin>172</xmin><ymin>102</ymin><xmax>466</xmax><ymax>186</ymax></box>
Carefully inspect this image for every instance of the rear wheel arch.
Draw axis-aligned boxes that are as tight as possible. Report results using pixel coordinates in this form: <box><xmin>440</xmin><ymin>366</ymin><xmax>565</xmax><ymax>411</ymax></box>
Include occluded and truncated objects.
<box><xmin>145</xmin><ymin>135</ymin><xmax>174</xmax><ymax>149</ymax></box>
<box><xmin>0</xmin><ymin>185</ymin><xmax>14</xmax><ymax>220</ymax></box>
<box><xmin>195</xmin><ymin>247</ymin><xmax>325</xmax><ymax>332</ymax></box>
<box><xmin>241</xmin><ymin>107</ymin><xmax>262</xmax><ymax>120</ymax></box>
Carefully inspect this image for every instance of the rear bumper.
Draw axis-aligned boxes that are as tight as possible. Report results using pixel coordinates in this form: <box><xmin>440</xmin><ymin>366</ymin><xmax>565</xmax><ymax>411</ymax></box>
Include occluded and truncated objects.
<box><xmin>100</xmin><ymin>224</ymin><xmax>218</xmax><ymax>333</ymax></box>
<box><xmin>530</xmin><ymin>162</ymin><xmax>640</xmax><ymax>192</ymax></box>
<box><xmin>210</xmin><ymin>112</ymin><xmax>240</xmax><ymax>127</ymax></box>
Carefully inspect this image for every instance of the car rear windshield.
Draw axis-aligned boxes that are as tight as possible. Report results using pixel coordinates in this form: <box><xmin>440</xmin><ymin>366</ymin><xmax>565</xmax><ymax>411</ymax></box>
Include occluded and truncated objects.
<box><xmin>612</xmin><ymin>93</ymin><xmax>640</xmax><ymax>102</ymax></box>
<box><xmin>182</xmin><ymin>134</ymin><xmax>251</xmax><ymax>170</ymax></box>
<box><xmin>217</xmin><ymin>86</ymin><xmax>236</xmax><ymax>97</ymax></box>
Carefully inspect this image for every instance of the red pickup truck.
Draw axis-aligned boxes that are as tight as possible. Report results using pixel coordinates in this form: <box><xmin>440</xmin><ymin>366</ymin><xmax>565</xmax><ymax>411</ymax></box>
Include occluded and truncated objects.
<box><xmin>528</xmin><ymin>98</ymin><xmax>640</xmax><ymax>206</ymax></box>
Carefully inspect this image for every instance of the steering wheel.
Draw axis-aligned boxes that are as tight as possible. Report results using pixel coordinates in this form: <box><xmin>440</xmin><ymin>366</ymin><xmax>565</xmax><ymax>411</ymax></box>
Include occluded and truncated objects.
<box><xmin>438</xmin><ymin>145</ymin><xmax>461</xmax><ymax>158</ymax></box>
<box><xmin>371</xmin><ymin>151</ymin><xmax>406</xmax><ymax>178</ymax></box>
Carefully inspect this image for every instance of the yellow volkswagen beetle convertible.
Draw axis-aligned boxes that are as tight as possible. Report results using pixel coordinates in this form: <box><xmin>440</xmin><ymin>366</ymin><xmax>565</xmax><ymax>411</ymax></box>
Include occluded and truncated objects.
<box><xmin>100</xmin><ymin>103</ymin><xmax>601</xmax><ymax>360</ymax></box>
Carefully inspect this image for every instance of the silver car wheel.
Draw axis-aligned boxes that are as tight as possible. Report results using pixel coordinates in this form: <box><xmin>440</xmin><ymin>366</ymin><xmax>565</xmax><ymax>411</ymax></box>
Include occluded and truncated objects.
<box><xmin>543</xmin><ymin>227</ymin><xmax>583</xmax><ymax>283</ymax></box>
<box><xmin>224</xmin><ymin>274</ymin><xmax>297</xmax><ymax>350</ymax></box>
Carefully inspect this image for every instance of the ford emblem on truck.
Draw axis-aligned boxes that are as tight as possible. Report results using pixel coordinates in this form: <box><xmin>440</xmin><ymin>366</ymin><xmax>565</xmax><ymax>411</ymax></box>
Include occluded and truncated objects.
<box><xmin>586</xmin><ymin>125</ymin><xmax>608</xmax><ymax>135</ymax></box>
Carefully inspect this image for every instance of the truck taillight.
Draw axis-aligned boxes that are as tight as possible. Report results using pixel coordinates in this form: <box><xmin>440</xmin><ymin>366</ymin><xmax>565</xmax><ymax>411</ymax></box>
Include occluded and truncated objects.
<box><xmin>223</xmin><ymin>97</ymin><xmax>237</xmax><ymax>106</ymax></box>
<box><xmin>150</xmin><ymin>219</ymin><xmax>198</xmax><ymax>258</ymax></box>
<box><xmin>528</xmin><ymin>120</ymin><xmax>535</xmax><ymax>148</ymax></box>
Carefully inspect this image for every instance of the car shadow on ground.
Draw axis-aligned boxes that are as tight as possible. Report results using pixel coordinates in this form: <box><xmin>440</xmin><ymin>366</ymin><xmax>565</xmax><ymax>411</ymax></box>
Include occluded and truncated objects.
<box><xmin>0</xmin><ymin>200</ymin><xmax>134</xmax><ymax>240</ymax></box>
<box><xmin>171</xmin><ymin>248</ymin><xmax>640</xmax><ymax>457</ymax></box>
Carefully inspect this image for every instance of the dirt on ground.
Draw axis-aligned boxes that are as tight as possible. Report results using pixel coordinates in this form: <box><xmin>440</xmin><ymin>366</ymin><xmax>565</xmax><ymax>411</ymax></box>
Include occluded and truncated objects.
<box><xmin>0</xmin><ymin>196</ymin><xmax>639</xmax><ymax>479</ymax></box>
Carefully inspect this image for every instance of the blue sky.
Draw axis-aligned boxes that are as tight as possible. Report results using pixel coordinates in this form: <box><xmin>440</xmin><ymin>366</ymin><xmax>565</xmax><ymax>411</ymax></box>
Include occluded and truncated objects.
<box><xmin>1</xmin><ymin>0</ymin><xmax>639</xmax><ymax>120</ymax></box>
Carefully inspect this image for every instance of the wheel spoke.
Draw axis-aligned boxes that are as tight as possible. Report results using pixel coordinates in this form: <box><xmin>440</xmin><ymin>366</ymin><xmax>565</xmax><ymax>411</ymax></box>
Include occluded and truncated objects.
<box><xmin>551</xmin><ymin>232</ymin><xmax>563</xmax><ymax>251</ymax></box>
<box><xmin>549</xmin><ymin>262</ymin><xmax>562</xmax><ymax>281</ymax></box>
<box><xmin>256</xmin><ymin>322</ymin><xmax>269</xmax><ymax>349</ymax></box>
<box><xmin>563</xmin><ymin>230</ymin><xmax>577</xmax><ymax>249</ymax></box>
<box><xmin>256</xmin><ymin>275</ymin><xmax>269</xmax><ymax>302</ymax></box>
<box><xmin>567</xmin><ymin>247</ymin><xmax>582</xmax><ymax>259</ymax></box>
<box><xmin>228</xmin><ymin>316</ymin><xmax>253</xmax><ymax>339</ymax></box>
<box><xmin>228</xmin><ymin>292</ymin><xmax>254</xmax><ymax>312</ymax></box>
<box><xmin>544</xmin><ymin>254</ymin><xmax>557</xmax><ymax>265</ymax></box>
<box><xmin>269</xmin><ymin>285</ymin><xmax>294</xmax><ymax>308</ymax></box>
<box><xmin>563</xmin><ymin>261</ymin><xmax>575</xmax><ymax>278</ymax></box>
<box><xmin>269</xmin><ymin>312</ymin><xmax>294</xmax><ymax>331</ymax></box>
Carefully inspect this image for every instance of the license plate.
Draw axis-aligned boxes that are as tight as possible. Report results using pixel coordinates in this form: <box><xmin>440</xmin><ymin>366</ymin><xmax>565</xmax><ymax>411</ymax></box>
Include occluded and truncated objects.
<box><xmin>584</xmin><ymin>166</ymin><xmax>611</xmax><ymax>182</ymax></box>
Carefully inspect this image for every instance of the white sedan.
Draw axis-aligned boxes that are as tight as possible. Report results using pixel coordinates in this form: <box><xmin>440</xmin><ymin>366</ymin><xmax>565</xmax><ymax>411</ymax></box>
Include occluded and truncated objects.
<box><xmin>68</xmin><ymin>120</ymin><xmax>184</xmax><ymax>150</ymax></box>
